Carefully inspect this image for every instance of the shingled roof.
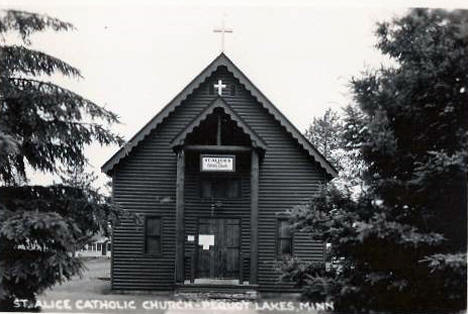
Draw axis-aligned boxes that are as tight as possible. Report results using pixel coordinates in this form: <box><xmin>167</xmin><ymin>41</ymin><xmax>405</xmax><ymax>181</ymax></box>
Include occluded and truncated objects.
<box><xmin>101</xmin><ymin>53</ymin><xmax>338</xmax><ymax>177</ymax></box>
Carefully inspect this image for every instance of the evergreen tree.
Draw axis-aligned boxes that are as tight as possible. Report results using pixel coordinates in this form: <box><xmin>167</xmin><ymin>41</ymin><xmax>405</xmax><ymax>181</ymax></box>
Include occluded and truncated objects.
<box><xmin>0</xmin><ymin>10</ymin><xmax>123</xmax><ymax>309</ymax></box>
<box><xmin>305</xmin><ymin>106</ymin><xmax>367</xmax><ymax>198</ymax></box>
<box><xmin>284</xmin><ymin>8</ymin><xmax>467</xmax><ymax>312</ymax></box>
<box><xmin>305</xmin><ymin>108</ymin><xmax>343</xmax><ymax>169</ymax></box>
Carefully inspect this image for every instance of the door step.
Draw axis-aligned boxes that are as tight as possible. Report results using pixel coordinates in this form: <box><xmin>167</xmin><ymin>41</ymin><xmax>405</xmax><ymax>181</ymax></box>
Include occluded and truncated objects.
<box><xmin>175</xmin><ymin>284</ymin><xmax>258</xmax><ymax>300</ymax></box>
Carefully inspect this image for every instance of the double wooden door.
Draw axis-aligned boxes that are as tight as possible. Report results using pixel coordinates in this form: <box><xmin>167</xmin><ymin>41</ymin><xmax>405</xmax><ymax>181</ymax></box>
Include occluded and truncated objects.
<box><xmin>197</xmin><ymin>218</ymin><xmax>240</xmax><ymax>279</ymax></box>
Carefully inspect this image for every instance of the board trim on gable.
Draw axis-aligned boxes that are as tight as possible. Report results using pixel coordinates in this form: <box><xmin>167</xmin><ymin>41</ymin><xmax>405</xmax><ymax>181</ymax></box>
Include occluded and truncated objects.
<box><xmin>170</xmin><ymin>97</ymin><xmax>268</xmax><ymax>151</ymax></box>
<box><xmin>101</xmin><ymin>53</ymin><xmax>338</xmax><ymax>177</ymax></box>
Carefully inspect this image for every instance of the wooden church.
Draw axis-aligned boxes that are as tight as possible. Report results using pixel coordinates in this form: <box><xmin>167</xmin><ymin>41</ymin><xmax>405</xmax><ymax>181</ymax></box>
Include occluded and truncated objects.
<box><xmin>101</xmin><ymin>53</ymin><xmax>337</xmax><ymax>293</ymax></box>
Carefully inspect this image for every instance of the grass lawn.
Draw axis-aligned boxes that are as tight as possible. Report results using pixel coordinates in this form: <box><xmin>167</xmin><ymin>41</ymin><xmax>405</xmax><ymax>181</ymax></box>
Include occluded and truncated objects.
<box><xmin>37</xmin><ymin>258</ymin><xmax>173</xmax><ymax>313</ymax></box>
<box><xmin>40</xmin><ymin>257</ymin><xmax>113</xmax><ymax>299</ymax></box>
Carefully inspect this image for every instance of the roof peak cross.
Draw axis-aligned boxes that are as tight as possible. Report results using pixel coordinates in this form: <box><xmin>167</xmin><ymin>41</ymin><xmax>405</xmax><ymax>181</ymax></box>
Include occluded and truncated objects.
<box><xmin>213</xmin><ymin>18</ymin><xmax>233</xmax><ymax>53</ymax></box>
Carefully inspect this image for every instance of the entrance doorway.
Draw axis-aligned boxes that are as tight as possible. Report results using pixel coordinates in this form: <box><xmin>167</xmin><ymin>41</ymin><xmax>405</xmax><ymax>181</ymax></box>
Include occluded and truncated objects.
<box><xmin>197</xmin><ymin>218</ymin><xmax>240</xmax><ymax>280</ymax></box>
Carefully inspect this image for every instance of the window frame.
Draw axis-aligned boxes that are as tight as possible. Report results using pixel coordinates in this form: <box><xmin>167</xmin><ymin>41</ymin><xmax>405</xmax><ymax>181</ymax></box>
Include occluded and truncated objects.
<box><xmin>199</xmin><ymin>175</ymin><xmax>242</xmax><ymax>199</ymax></box>
<box><xmin>276</xmin><ymin>217</ymin><xmax>294</xmax><ymax>258</ymax></box>
<box><xmin>143</xmin><ymin>216</ymin><xmax>163</xmax><ymax>257</ymax></box>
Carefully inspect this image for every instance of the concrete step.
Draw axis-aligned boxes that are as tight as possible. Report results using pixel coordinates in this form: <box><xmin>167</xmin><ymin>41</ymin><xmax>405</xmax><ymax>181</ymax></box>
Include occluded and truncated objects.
<box><xmin>175</xmin><ymin>285</ymin><xmax>258</xmax><ymax>300</ymax></box>
<box><xmin>174</xmin><ymin>291</ymin><xmax>258</xmax><ymax>301</ymax></box>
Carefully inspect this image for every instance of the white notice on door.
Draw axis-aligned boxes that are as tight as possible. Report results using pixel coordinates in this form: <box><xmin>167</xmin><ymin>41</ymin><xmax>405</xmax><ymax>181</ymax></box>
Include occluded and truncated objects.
<box><xmin>198</xmin><ymin>234</ymin><xmax>215</xmax><ymax>250</ymax></box>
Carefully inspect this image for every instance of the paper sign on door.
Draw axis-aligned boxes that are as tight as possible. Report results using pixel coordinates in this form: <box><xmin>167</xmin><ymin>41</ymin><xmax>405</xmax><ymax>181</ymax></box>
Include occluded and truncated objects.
<box><xmin>198</xmin><ymin>234</ymin><xmax>215</xmax><ymax>250</ymax></box>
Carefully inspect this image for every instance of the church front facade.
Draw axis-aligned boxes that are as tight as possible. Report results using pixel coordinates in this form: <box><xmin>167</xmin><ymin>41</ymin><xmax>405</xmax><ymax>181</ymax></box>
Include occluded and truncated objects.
<box><xmin>102</xmin><ymin>54</ymin><xmax>337</xmax><ymax>292</ymax></box>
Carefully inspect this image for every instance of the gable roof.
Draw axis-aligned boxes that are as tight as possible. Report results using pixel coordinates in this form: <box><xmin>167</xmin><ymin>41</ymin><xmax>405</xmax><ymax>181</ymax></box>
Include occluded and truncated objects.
<box><xmin>101</xmin><ymin>53</ymin><xmax>337</xmax><ymax>177</ymax></box>
<box><xmin>170</xmin><ymin>97</ymin><xmax>268</xmax><ymax>151</ymax></box>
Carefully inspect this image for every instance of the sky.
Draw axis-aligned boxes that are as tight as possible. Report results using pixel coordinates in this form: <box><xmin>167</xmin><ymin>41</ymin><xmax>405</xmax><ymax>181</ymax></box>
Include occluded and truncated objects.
<box><xmin>3</xmin><ymin>0</ymin><xmax>466</xmax><ymax>188</ymax></box>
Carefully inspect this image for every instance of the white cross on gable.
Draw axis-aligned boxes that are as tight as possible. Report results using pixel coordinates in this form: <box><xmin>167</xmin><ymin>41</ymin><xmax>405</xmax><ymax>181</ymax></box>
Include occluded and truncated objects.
<box><xmin>214</xmin><ymin>79</ymin><xmax>227</xmax><ymax>96</ymax></box>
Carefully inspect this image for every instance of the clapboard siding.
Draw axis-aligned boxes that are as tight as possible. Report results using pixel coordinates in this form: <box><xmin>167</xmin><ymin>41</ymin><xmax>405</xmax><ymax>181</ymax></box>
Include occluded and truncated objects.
<box><xmin>111</xmin><ymin>65</ymin><xmax>326</xmax><ymax>291</ymax></box>
<box><xmin>183</xmin><ymin>151</ymin><xmax>251</xmax><ymax>280</ymax></box>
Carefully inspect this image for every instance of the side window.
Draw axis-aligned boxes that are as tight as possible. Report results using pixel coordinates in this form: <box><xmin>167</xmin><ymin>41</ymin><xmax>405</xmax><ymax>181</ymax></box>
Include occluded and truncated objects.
<box><xmin>277</xmin><ymin>218</ymin><xmax>293</xmax><ymax>257</ymax></box>
<box><xmin>144</xmin><ymin>216</ymin><xmax>162</xmax><ymax>256</ymax></box>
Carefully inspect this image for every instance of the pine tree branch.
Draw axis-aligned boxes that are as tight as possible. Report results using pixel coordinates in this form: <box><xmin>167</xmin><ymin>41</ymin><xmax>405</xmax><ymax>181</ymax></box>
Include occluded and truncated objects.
<box><xmin>0</xmin><ymin>45</ymin><xmax>82</xmax><ymax>78</ymax></box>
<box><xmin>6</xmin><ymin>77</ymin><xmax>120</xmax><ymax>124</ymax></box>
<box><xmin>0</xmin><ymin>10</ymin><xmax>74</xmax><ymax>45</ymax></box>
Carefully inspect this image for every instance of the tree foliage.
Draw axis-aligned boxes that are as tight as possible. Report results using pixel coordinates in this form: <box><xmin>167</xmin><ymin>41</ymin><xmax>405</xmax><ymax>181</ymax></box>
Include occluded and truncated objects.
<box><xmin>305</xmin><ymin>108</ymin><xmax>343</xmax><ymax>169</ymax></box>
<box><xmin>285</xmin><ymin>8</ymin><xmax>467</xmax><ymax>312</ymax></box>
<box><xmin>305</xmin><ymin>106</ymin><xmax>367</xmax><ymax>198</ymax></box>
<box><xmin>0</xmin><ymin>10</ymin><xmax>123</xmax><ymax>310</ymax></box>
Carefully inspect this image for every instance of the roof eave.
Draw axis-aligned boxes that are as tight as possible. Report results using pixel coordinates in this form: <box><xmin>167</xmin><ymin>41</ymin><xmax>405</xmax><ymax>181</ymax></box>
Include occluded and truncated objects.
<box><xmin>102</xmin><ymin>52</ymin><xmax>338</xmax><ymax>178</ymax></box>
<box><xmin>169</xmin><ymin>97</ymin><xmax>268</xmax><ymax>151</ymax></box>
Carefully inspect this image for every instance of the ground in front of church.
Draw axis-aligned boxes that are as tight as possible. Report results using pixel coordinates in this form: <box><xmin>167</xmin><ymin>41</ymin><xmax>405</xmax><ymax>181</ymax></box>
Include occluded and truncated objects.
<box><xmin>34</xmin><ymin>258</ymin><xmax>329</xmax><ymax>313</ymax></box>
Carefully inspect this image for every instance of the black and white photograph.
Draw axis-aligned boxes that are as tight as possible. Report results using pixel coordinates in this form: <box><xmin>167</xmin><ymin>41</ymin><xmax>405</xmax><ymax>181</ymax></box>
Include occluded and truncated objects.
<box><xmin>0</xmin><ymin>0</ymin><xmax>467</xmax><ymax>313</ymax></box>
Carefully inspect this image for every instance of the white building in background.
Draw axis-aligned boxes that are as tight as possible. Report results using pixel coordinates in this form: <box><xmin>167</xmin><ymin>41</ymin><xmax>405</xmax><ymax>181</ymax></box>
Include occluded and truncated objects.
<box><xmin>76</xmin><ymin>234</ymin><xmax>111</xmax><ymax>258</ymax></box>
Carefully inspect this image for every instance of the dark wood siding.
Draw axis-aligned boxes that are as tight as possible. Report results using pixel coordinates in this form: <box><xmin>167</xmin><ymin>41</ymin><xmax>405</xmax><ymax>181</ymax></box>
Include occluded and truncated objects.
<box><xmin>111</xmin><ymin>66</ymin><xmax>326</xmax><ymax>291</ymax></box>
<box><xmin>184</xmin><ymin>151</ymin><xmax>251</xmax><ymax>281</ymax></box>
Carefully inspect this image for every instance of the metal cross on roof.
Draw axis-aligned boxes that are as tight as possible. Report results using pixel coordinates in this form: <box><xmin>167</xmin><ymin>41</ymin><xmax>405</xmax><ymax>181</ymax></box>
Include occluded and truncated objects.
<box><xmin>213</xmin><ymin>19</ymin><xmax>233</xmax><ymax>52</ymax></box>
<box><xmin>214</xmin><ymin>79</ymin><xmax>227</xmax><ymax>96</ymax></box>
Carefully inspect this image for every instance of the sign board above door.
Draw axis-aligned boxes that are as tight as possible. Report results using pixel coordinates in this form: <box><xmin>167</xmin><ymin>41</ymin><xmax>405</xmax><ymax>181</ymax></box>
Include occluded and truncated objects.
<box><xmin>200</xmin><ymin>154</ymin><xmax>236</xmax><ymax>172</ymax></box>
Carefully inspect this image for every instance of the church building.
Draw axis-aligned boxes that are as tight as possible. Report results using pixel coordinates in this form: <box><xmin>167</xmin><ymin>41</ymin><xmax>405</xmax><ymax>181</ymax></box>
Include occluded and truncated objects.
<box><xmin>101</xmin><ymin>53</ymin><xmax>337</xmax><ymax>293</ymax></box>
